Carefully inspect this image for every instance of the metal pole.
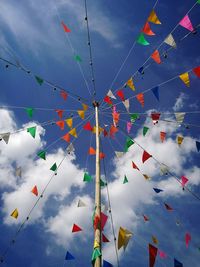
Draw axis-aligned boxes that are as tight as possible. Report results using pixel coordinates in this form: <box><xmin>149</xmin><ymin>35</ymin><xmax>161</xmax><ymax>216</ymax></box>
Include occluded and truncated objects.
<box><xmin>94</xmin><ymin>101</ymin><xmax>101</xmax><ymax>267</ymax></box>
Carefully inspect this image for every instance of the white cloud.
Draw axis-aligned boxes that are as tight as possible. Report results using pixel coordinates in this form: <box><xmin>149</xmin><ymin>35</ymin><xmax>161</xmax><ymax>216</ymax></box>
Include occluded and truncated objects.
<box><xmin>173</xmin><ymin>92</ymin><xmax>188</xmax><ymax>111</ymax></box>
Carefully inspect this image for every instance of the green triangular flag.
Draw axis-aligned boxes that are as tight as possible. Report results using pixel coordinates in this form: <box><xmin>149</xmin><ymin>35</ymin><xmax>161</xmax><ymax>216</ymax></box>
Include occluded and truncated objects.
<box><xmin>74</xmin><ymin>55</ymin><xmax>82</xmax><ymax>62</ymax></box>
<box><xmin>25</xmin><ymin>108</ymin><xmax>34</xmax><ymax>118</ymax></box>
<box><xmin>100</xmin><ymin>179</ymin><xmax>107</xmax><ymax>187</ymax></box>
<box><xmin>197</xmin><ymin>0</ymin><xmax>200</xmax><ymax>3</ymax></box>
<box><xmin>50</xmin><ymin>162</ymin><xmax>57</xmax><ymax>172</ymax></box>
<box><xmin>37</xmin><ymin>151</ymin><xmax>46</xmax><ymax>160</ymax></box>
<box><xmin>91</xmin><ymin>248</ymin><xmax>101</xmax><ymax>262</ymax></box>
<box><xmin>83</xmin><ymin>172</ymin><xmax>92</xmax><ymax>182</ymax></box>
<box><xmin>137</xmin><ymin>33</ymin><xmax>150</xmax><ymax>46</ymax></box>
<box><xmin>130</xmin><ymin>113</ymin><xmax>139</xmax><ymax>123</ymax></box>
<box><xmin>124</xmin><ymin>137</ymin><xmax>134</xmax><ymax>152</ymax></box>
<box><xmin>123</xmin><ymin>175</ymin><xmax>128</xmax><ymax>184</ymax></box>
<box><xmin>35</xmin><ymin>75</ymin><xmax>44</xmax><ymax>85</ymax></box>
<box><xmin>27</xmin><ymin>126</ymin><xmax>36</xmax><ymax>138</ymax></box>
<box><xmin>143</xmin><ymin>126</ymin><xmax>149</xmax><ymax>136</ymax></box>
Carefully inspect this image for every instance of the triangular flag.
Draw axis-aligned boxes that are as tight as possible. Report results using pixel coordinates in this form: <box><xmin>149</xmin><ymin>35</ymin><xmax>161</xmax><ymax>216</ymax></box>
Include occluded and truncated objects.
<box><xmin>35</xmin><ymin>76</ymin><xmax>43</xmax><ymax>85</ymax></box>
<box><xmin>10</xmin><ymin>208</ymin><xmax>19</xmax><ymax>219</ymax></box>
<box><xmin>151</xmin><ymin>113</ymin><xmax>161</xmax><ymax>124</ymax></box>
<box><xmin>193</xmin><ymin>66</ymin><xmax>200</xmax><ymax>78</ymax></box>
<box><xmin>164</xmin><ymin>202</ymin><xmax>173</xmax><ymax>211</ymax></box>
<box><xmin>160</xmin><ymin>165</ymin><xmax>169</xmax><ymax>175</ymax></box>
<box><xmin>27</xmin><ymin>126</ymin><xmax>36</xmax><ymax>138</ymax></box>
<box><xmin>104</xmin><ymin>95</ymin><xmax>113</xmax><ymax>105</ymax></box>
<box><xmin>116</xmin><ymin>90</ymin><xmax>125</xmax><ymax>101</ymax></box>
<box><xmin>60</xmin><ymin>90</ymin><xmax>68</xmax><ymax>101</ymax></box>
<box><xmin>101</xmin><ymin>212</ymin><xmax>108</xmax><ymax>231</ymax></box>
<box><xmin>149</xmin><ymin>243</ymin><xmax>158</xmax><ymax>267</ymax></box>
<box><xmin>65</xmin><ymin>118</ymin><xmax>73</xmax><ymax>129</ymax></box>
<box><xmin>115</xmin><ymin>151</ymin><xmax>125</xmax><ymax>158</ymax></box>
<box><xmin>61</xmin><ymin>21</ymin><xmax>71</xmax><ymax>33</ymax></box>
<box><xmin>179</xmin><ymin>14</ymin><xmax>194</xmax><ymax>32</ymax></box>
<box><xmin>124</xmin><ymin>137</ymin><xmax>134</xmax><ymax>152</ymax></box>
<box><xmin>137</xmin><ymin>33</ymin><xmax>150</xmax><ymax>45</ymax></box>
<box><xmin>69</xmin><ymin>128</ymin><xmax>77</xmax><ymax>138</ymax></box>
<box><xmin>143</xmin><ymin>174</ymin><xmax>151</xmax><ymax>180</ymax></box>
<box><xmin>31</xmin><ymin>185</ymin><xmax>38</xmax><ymax>196</ymax></box>
<box><xmin>77</xmin><ymin>110</ymin><xmax>85</xmax><ymax>119</ymax></box>
<box><xmin>66</xmin><ymin>143</ymin><xmax>75</xmax><ymax>154</ymax></box>
<box><xmin>118</xmin><ymin>227</ymin><xmax>133</xmax><ymax>250</ymax></box>
<box><xmin>143</xmin><ymin>215</ymin><xmax>149</xmax><ymax>221</ymax></box>
<box><xmin>148</xmin><ymin>10</ymin><xmax>161</xmax><ymax>24</ymax></box>
<box><xmin>0</xmin><ymin>132</ymin><xmax>10</xmax><ymax>144</ymax></box>
<box><xmin>177</xmin><ymin>135</ymin><xmax>184</xmax><ymax>146</ymax></box>
<box><xmin>196</xmin><ymin>141</ymin><xmax>200</xmax><ymax>152</ymax></box>
<box><xmin>143</xmin><ymin>126</ymin><xmax>149</xmax><ymax>136</ymax></box>
<box><xmin>15</xmin><ymin>167</ymin><xmax>22</xmax><ymax>177</ymax></box>
<box><xmin>142</xmin><ymin>150</ymin><xmax>152</xmax><ymax>163</ymax></box>
<box><xmin>181</xmin><ymin>176</ymin><xmax>189</xmax><ymax>189</ymax></box>
<box><xmin>77</xmin><ymin>199</ymin><xmax>86</xmax><ymax>207</ymax></box>
<box><xmin>74</xmin><ymin>55</ymin><xmax>82</xmax><ymax>62</ymax></box>
<box><xmin>50</xmin><ymin>163</ymin><xmax>57</xmax><ymax>172</ymax></box>
<box><xmin>109</xmin><ymin>125</ymin><xmax>118</xmax><ymax>138</ymax></box>
<box><xmin>126</xmin><ymin>77</ymin><xmax>135</xmax><ymax>91</ymax></box>
<box><xmin>25</xmin><ymin>108</ymin><xmax>34</xmax><ymax>118</ymax></box>
<box><xmin>82</xmin><ymin>103</ymin><xmax>88</xmax><ymax>111</ymax></box>
<box><xmin>103</xmin><ymin>260</ymin><xmax>113</xmax><ymax>267</ymax></box>
<box><xmin>132</xmin><ymin>161</ymin><xmax>140</xmax><ymax>171</ymax></box>
<box><xmin>142</xmin><ymin>21</ymin><xmax>155</xmax><ymax>35</ymax></box>
<box><xmin>164</xmin><ymin>33</ymin><xmax>176</xmax><ymax>48</ymax></box>
<box><xmin>136</xmin><ymin>93</ymin><xmax>144</xmax><ymax>107</ymax></box>
<box><xmin>123</xmin><ymin>99</ymin><xmax>130</xmax><ymax>112</ymax></box>
<box><xmin>100</xmin><ymin>179</ymin><xmax>107</xmax><ymax>187</ymax></box>
<box><xmin>151</xmin><ymin>86</ymin><xmax>159</xmax><ymax>101</ymax></box>
<box><xmin>152</xmin><ymin>236</ymin><xmax>158</xmax><ymax>245</ymax></box>
<box><xmin>65</xmin><ymin>251</ymin><xmax>74</xmax><ymax>260</ymax></box>
<box><xmin>174</xmin><ymin>258</ymin><xmax>183</xmax><ymax>267</ymax></box>
<box><xmin>37</xmin><ymin>150</ymin><xmax>46</xmax><ymax>160</ymax></box>
<box><xmin>83</xmin><ymin>172</ymin><xmax>92</xmax><ymax>182</ymax></box>
<box><xmin>158</xmin><ymin>250</ymin><xmax>167</xmax><ymax>259</ymax></box>
<box><xmin>179</xmin><ymin>72</ymin><xmax>190</xmax><ymax>87</ymax></box>
<box><xmin>89</xmin><ymin>147</ymin><xmax>96</xmax><ymax>155</ymax></box>
<box><xmin>56</xmin><ymin>121</ymin><xmax>65</xmax><ymax>130</ymax></box>
<box><xmin>151</xmin><ymin>50</ymin><xmax>161</xmax><ymax>64</ymax></box>
<box><xmin>138</xmin><ymin>66</ymin><xmax>144</xmax><ymax>74</ymax></box>
<box><xmin>62</xmin><ymin>133</ymin><xmax>70</xmax><ymax>143</ymax></box>
<box><xmin>123</xmin><ymin>175</ymin><xmax>128</xmax><ymax>184</ymax></box>
<box><xmin>102</xmin><ymin>233</ymin><xmax>110</xmax><ymax>243</ymax></box>
<box><xmin>100</xmin><ymin>152</ymin><xmax>105</xmax><ymax>159</ymax></box>
<box><xmin>84</xmin><ymin>121</ymin><xmax>93</xmax><ymax>131</ymax></box>
<box><xmin>153</xmin><ymin>188</ymin><xmax>163</xmax><ymax>193</ymax></box>
<box><xmin>160</xmin><ymin>131</ymin><xmax>166</xmax><ymax>142</ymax></box>
<box><xmin>175</xmin><ymin>112</ymin><xmax>186</xmax><ymax>124</ymax></box>
<box><xmin>72</xmin><ymin>223</ymin><xmax>82</xmax><ymax>232</ymax></box>
<box><xmin>107</xmin><ymin>89</ymin><xmax>116</xmax><ymax>99</ymax></box>
<box><xmin>91</xmin><ymin>248</ymin><xmax>101</xmax><ymax>262</ymax></box>
<box><xmin>55</xmin><ymin>109</ymin><xmax>64</xmax><ymax>119</ymax></box>
<box><xmin>185</xmin><ymin>232</ymin><xmax>191</xmax><ymax>248</ymax></box>
<box><xmin>127</xmin><ymin>121</ymin><xmax>132</xmax><ymax>133</ymax></box>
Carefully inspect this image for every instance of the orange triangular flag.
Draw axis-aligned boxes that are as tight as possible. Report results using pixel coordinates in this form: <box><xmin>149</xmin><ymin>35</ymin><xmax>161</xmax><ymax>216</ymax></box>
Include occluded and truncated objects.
<box><xmin>142</xmin><ymin>21</ymin><xmax>155</xmax><ymax>35</ymax></box>
<box><xmin>136</xmin><ymin>93</ymin><xmax>144</xmax><ymax>107</ymax></box>
<box><xmin>89</xmin><ymin>147</ymin><xmax>96</xmax><ymax>155</ymax></box>
<box><xmin>31</xmin><ymin>185</ymin><xmax>38</xmax><ymax>196</ymax></box>
<box><xmin>160</xmin><ymin>131</ymin><xmax>166</xmax><ymax>142</ymax></box>
<box><xmin>61</xmin><ymin>21</ymin><xmax>71</xmax><ymax>32</ymax></box>
<box><xmin>62</xmin><ymin>133</ymin><xmax>70</xmax><ymax>143</ymax></box>
<box><xmin>56</xmin><ymin>121</ymin><xmax>65</xmax><ymax>130</ymax></box>
<box><xmin>148</xmin><ymin>10</ymin><xmax>161</xmax><ymax>24</ymax></box>
<box><xmin>69</xmin><ymin>128</ymin><xmax>77</xmax><ymax>138</ymax></box>
<box><xmin>151</xmin><ymin>50</ymin><xmax>161</xmax><ymax>64</ymax></box>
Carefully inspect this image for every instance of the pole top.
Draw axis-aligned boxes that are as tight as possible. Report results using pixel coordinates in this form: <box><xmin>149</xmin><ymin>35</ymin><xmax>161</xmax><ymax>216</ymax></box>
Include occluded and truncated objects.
<box><xmin>92</xmin><ymin>101</ymin><xmax>99</xmax><ymax>107</ymax></box>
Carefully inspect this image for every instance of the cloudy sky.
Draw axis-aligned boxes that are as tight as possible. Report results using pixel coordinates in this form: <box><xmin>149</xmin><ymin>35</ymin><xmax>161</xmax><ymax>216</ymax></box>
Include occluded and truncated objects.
<box><xmin>0</xmin><ymin>0</ymin><xmax>200</xmax><ymax>266</ymax></box>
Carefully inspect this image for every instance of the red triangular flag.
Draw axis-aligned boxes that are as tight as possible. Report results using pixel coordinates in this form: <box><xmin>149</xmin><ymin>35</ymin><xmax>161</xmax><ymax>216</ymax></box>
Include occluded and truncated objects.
<box><xmin>136</xmin><ymin>93</ymin><xmax>144</xmax><ymax>107</ymax></box>
<box><xmin>101</xmin><ymin>212</ymin><xmax>108</xmax><ymax>230</ymax></box>
<box><xmin>56</xmin><ymin>121</ymin><xmax>65</xmax><ymax>130</ymax></box>
<box><xmin>132</xmin><ymin>161</ymin><xmax>140</xmax><ymax>171</ymax></box>
<box><xmin>151</xmin><ymin>50</ymin><xmax>161</xmax><ymax>64</ymax></box>
<box><xmin>104</xmin><ymin>129</ymin><xmax>108</xmax><ymax>137</ymax></box>
<box><xmin>83</xmin><ymin>121</ymin><xmax>93</xmax><ymax>131</ymax></box>
<box><xmin>62</xmin><ymin>133</ymin><xmax>70</xmax><ymax>143</ymax></box>
<box><xmin>60</xmin><ymin>90</ymin><xmax>68</xmax><ymax>101</ymax></box>
<box><xmin>116</xmin><ymin>90</ymin><xmax>125</xmax><ymax>101</ymax></box>
<box><xmin>142</xmin><ymin>21</ymin><xmax>155</xmax><ymax>36</ymax></box>
<box><xmin>151</xmin><ymin>113</ymin><xmax>161</xmax><ymax>124</ymax></box>
<box><xmin>149</xmin><ymin>243</ymin><xmax>158</xmax><ymax>267</ymax></box>
<box><xmin>160</xmin><ymin>131</ymin><xmax>166</xmax><ymax>142</ymax></box>
<box><xmin>109</xmin><ymin>125</ymin><xmax>118</xmax><ymax>138</ymax></box>
<box><xmin>142</xmin><ymin>150</ymin><xmax>152</xmax><ymax>163</ymax></box>
<box><xmin>102</xmin><ymin>233</ymin><xmax>110</xmax><ymax>243</ymax></box>
<box><xmin>193</xmin><ymin>66</ymin><xmax>200</xmax><ymax>78</ymax></box>
<box><xmin>61</xmin><ymin>21</ymin><xmax>71</xmax><ymax>33</ymax></box>
<box><xmin>72</xmin><ymin>223</ymin><xmax>82</xmax><ymax>232</ymax></box>
<box><xmin>89</xmin><ymin>147</ymin><xmax>96</xmax><ymax>155</ymax></box>
<box><xmin>143</xmin><ymin>215</ymin><xmax>149</xmax><ymax>222</ymax></box>
<box><xmin>100</xmin><ymin>152</ymin><xmax>105</xmax><ymax>159</ymax></box>
<box><xmin>164</xmin><ymin>203</ymin><xmax>173</xmax><ymax>211</ymax></box>
<box><xmin>31</xmin><ymin>185</ymin><xmax>38</xmax><ymax>196</ymax></box>
<box><xmin>55</xmin><ymin>109</ymin><xmax>64</xmax><ymax>119</ymax></box>
<box><xmin>104</xmin><ymin>96</ymin><xmax>113</xmax><ymax>105</ymax></box>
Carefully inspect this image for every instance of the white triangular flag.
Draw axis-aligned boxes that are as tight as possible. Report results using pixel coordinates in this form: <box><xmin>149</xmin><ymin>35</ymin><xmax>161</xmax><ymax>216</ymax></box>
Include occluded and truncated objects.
<box><xmin>175</xmin><ymin>112</ymin><xmax>185</xmax><ymax>124</ymax></box>
<box><xmin>164</xmin><ymin>33</ymin><xmax>176</xmax><ymax>48</ymax></box>
<box><xmin>66</xmin><ymin>143</ymin><xmax>75</xmax><ymax>154</ymax></box>
<box><xmin>107</xmin><ymin>90</ymin><xmax>116</xmax><ymax>99</ymax></box>
<box><xmin>15</xmin><ymin>167</ymin><xmax>22</xmax><ymax>177</ymax></box>
<box><xmin>115</xmin><ymin>151</ymin><xmax>125</xmax><ymax>158</ymax></box>
<box><xmin>0</xmin><ymin>132</ymin><xmax>10</xmax><ymax>144</ymax></box>
<box><xmin>122</xmin><ymin>99</ymin><xmax>130</xmax><ymax>113</ymax></box>
<box><xmin>160</xmin><ymin>165</ymin><xmax>169</xmax><ymax>175</ymax></box>
<box><xmin>77</xmin><ymin>199</ymin><xmax>86</xmax><ymax>207</ymax></box>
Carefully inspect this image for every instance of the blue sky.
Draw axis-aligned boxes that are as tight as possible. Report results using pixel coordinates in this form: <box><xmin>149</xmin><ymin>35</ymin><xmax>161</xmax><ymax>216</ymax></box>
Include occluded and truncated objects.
<box><xmin>0</xmin><ymin>0</ymin><xmax>200</xmax><ymax>266</ymax></box>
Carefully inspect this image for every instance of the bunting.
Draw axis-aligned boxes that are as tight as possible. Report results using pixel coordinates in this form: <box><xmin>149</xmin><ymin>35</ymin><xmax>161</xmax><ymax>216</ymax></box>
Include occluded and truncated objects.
<box><xmin>65</xmin><ymin>118</ymin><xmax>73</xmax><ymax>129</ymax></box>
<box><xmin>179</xmin><ymin>72</ymin><xmax>190</xmax><ymax>87</ymax></box>
<box><xmin>27</xmin><ymin>126</ymin><xmax>36</xmax><ymax>138</ymax></box>
<box><xmin>137</xmin><ymin>33</ymin><xmax>150</xmax><ymax>45</ymax></box>
<box><xmin>151</xmin><ymin>50</ymin><xmax>161</xmax><ymax>64</ymax></box>
<box><xmin>82</xmin><ymin>103</ymin><xmax>88</xmax><ymax>111</ymax></box>
<box><xmin>26</xmin><ymin>108</ymin><xmax>34</xmax><ymax>118</ymax></box>
<box><xmin>185</xmin><ymin>232</ymin><xmax>191</xmax><ymax>248</ymax></box>
<box><xmin>107</xmin><ymin>89</ymin><xmax>116</xmax><ymax>99</ymax></box>
<box><xmin>91</xmin><ymin>248</ymin><xmax>101</xmax><ymax>263</ymax></box>
<box><xmin>149</xmin><ymin>244</ymin><xmax>158</xmax><ymax>267</ymax></box>
<box><xmin>175</xmin><ymin>112</ymin><xmax>185</xmax><ymax>124</ymax></box>
<box><xmin>50</xmin><ymin>163</ymin><xmax>57</xmax><ymax>172</ymax></box>
<box><xmin>31</xmin><ymin>185</ymin><xmax>38</xmax><ymax>196</ymax></box>
<box><xmin>132</xmin><ymin>161</ymin><xmax>140</xmax><ymax>171</ymax></box>
<box><xmin>62</xmin><ymin>133</ymin><xmax>70</xmax><ymax>142</ymax></box>
<box><xmin>160</xmin><ymin>131</ymin><xmax>166</xmax><ymax>142</ymax></box>
<box><xmin>103</xmin><ymin>260</ymin><xmax>113</xmax><ymax>267</ymax></box>
<box><xmin>35</xmin><ymin>76</ymin><xmax>43</xmax><ymax>85</ymax></box>
<box><xmin>177</xmin><ymin>135</ymin><xmax>184</xmax><ymax>146</ymax></box>
<box><xmin>125</xmin><ymin>137</ymin><xmax>134</xmax><ymax>152</ymax></box>
<box><xmin>77</xmin><ymin>199</ymin><xmax>86</xmax><ymax>207</ymax></box>
<box><xmin>89</xmin><ymin>147</ymin><xmax>96</xmax><ymax>155</ymax></box>
<box><xmin>142</xmin><ymin>21</ymin><xmax>155</xmax><ymax>35</ymax></box>
<box><xmin>126</xmin><ymin>77</ymin><xmax>135</xmax><ymax>90</ymax></box>
<box><xmin>164</xmin><ymin>203</ymin><xmax>173</xmax><ymax>211</ymax></box>
<box><xmin>123</xmin><ymin>175</ymin><xmax>128</xmax><ymax>184</ymax></box>
<box><xmin>164</xmin><ymin>34</ymin><xmax>176</xmax><ymax>48</ymax></box>
<box><xmin>127</xmin><ymin>122</ymin><xmax>132</xmax><ymax>133</ymax></box>
<box><xmin>60</xmin><ymin>90</ymin><xmax>68</xmax><ymax>101</ymax></box>
<box><xmin>143</xmin><ymin>215</ymin><xmax>149</xmax><ymax>221</ymax></box>
<box><xmin>37</xmin><ymin>150</ymin><xmax>46</xmax><ymax>160</ymax></box>
<box><xmin>0</xmin><ymin>132</ymin><xmax>10</xmax><ymax>144</ymax></box>
<box><xmin>181</xmin><ymin>176</ymin><xmax>188</xmax><ymax>189</ymax></box>
<box><xmin>179</xmin><ymin>14</ymin><xmax>194</xmax><ymax>32</ymax></box>
<box><xmin>116</xmin><ymin>90</ymin><xmax>125</xmax><ymax>101</ymax></box>
<box><xmin>193</xmin><ymin>66</ymin><xmax>200</xmax><ymax>78</ymax></box>
<box><xmin>10</xmin><ymin>208</ymin><xmax>19</xmax><ymax>219</ymax></box>
<box><xmin>83</xmin><ymin>173</ymin><xmax>92</xmax><ymax>182</ymax></box>
<box><xmin>56</xmin><ymin>121</ymin><xmax>65</xmax><ymax>130</ymax></box>
<box><xmin>104</xmin><ymin>96</ymin><xmax>113</xmax><ymax>105</ymax></box>
<box><xmin>83</xmin><ymin>121</ymin><xmax>93</xmax><ymax>131</ymax></box>
<box><xmin>123</xmin><ymin>99</ymin><xmax>130</xmax><ymax>112</ymax></box>
<box><xmin>151</xmin><ymin>113</ymin><xmax>161</xmax><ymax>124</ymax></box>
<box><xmin>148</xmin><ymin>10</ymin><xmax>161</xmax><ymax>24</ymax></box>
<box><xmin>72</xmin><ymin>223</ymin><xmax>82</xmax><ymax>232</ymax></box>
<box><xmin>66</xmin><ymin>143</ymin><xmax>75</xmax><ymax>154</ymax></box>
<box><xmin>65</xmin><ymin>251</ymin><xmax>75</xmax><ymax>260</ymax></box>
<box><xmin>69</xmin><ymin>128</ymin><xmax>77</xmax><ymax>138</ymax></box>
<box><xmin>77</xmin><ymin>110</ymin><xmax>85</xmax><ymax>119</ymax></box>
<box><xmin>143</xmin><ymin>126</ymin><xmax>149</xmax><ymax>136</ymax></box>
<box><xmin>118</xmin><ymin>227</ymin><xmax>133</xmax><ymax>250</ymax></box>
<box><xmin>174</xmin><ymin>258</ymin><xmax>183</xmax><ymax>267</ymax></box>
<box><xmin>61</xmin><ymin>21</ymin><xmax>71</xmax><ymax>33</ymax></box>
<box><xmin>55</xmin><ymin>109</ymin><xmax>64</xmax><ymax>119</ymax></box>
<box><xmin>142</xmin><ymin>150</ymin><xmax>152</xmax><ymax>163</ymax></box>
<box><xmin>74</xmin><ymin>55</ymin><xmax>82</xmax><ymax>62</ymax></box>
<box><xmin>151</xmin><ymin>86</ymin><xmax>159</xmax><ymax>101</ymax></box>
<box><xmin>152</xmin><ymin>236</ymin><xmax>158</xmax><ymax>245</ymax></box>
<box><xmin>136</xmin><ymin>93</ymin><xmax>144</xmax><ymax>107</ymax></box>
<box><xmin>102</xmin><ymin>234</ymin><xmax>110</xmax><ymax>243</ymax></box>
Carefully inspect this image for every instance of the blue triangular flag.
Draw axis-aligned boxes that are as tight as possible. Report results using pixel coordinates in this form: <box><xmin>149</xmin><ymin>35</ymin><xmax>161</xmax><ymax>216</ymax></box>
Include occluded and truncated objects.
<box><xmin>65</xmin><ymin>251</ymin><xmax>75</xmax><ymax>260</ymax></box>
<box><xmin>138</xmin><ymin>66</ymin><xmax>144</xmax><ymax>74</ymax></box>
<box><xmin>174</xmin><ymin>258</ymin><xmax>183</xmax><ymax>267</ymax></box>
<box><xmin>153</xmin><ymin>188</ymin><xmax>163</xmax><ymax>193</ymax></box>
<box><xmin>196</xmin><ymin>141</ymin><xmax>200</xmax><ymax>152</ymax></box>
<box><xmin>151</xmin><ymin>86</ymin><xmax>159</xmax><ymax>101</ymax></box>
<box><xmin>103</xmin><ymin>260</ymin><xmax>113</xmax><ymax>267</ymax></box>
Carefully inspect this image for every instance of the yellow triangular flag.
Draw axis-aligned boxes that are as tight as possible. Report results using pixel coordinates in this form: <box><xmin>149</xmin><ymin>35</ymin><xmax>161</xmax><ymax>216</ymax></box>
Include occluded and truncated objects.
<box><xmin>92</xmin><ymin>126</ymin><xmax>104</xmax><ymax>134</ymax></box>
<box><xmin>118</xmin><ymin>227</ymin><xmax>133</xmax><ymax>250</ymax></box>
<box><xmin>94</xmin><ymin>240</ymin><xmax>100</xmax><ymax>249</ymax></box>
<box><xmin>148</xmin><ymin>10</ymin><xmax>161</xmax><ymax>24</ymax></box>
<box><xmin>77</xmin><ymin>110</ymin><xmax>85</xmax><ymax>119</ymax></box>
<box><xmin>177</xmin><ymin>135</ymin><xmax>184</xmax><ymax>146</ymax></box>
<box><xmin>82</xmin><ymin>103</ymin><xmax>88</xmax><ymax>111</ymax></box>
<box><xmin>179</xmin><ymin>72</ymin><xmax>190</xmax><ymax>87</ymax></box>
<box><xmin>126</xmin><ymin>77</ymin><xmax>135</xmax><ymax>91</ymax></box>
<box><xmin>69</xmin><ymin>128</ymin><xmax>77</xmax><ymax>138</ymax></box>
<box><xmin>10</xmin><ymin>208</ymin><xmax>19</xmax><ymax>219</ymax></box>
<box><xmin>65</xmin><ymin>118</ymin><xmax>73</xmax><ymax>129</ymax></box>
<box><xmin>152</xmin><ymin>236</ymin><xmax>159</xmax><ymax>244</ymax></box>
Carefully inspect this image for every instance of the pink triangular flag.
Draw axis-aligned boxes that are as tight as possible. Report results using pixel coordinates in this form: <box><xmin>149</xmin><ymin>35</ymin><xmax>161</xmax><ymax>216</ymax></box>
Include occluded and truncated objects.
<box><xmin>179</xmin><ymin>14</ymin><xmax>194</xmax><ymax>32</ymax></box>
<box><xmin>158</xmin><ymin>250</ymin><xmax>167</xmax><ymax>259</ymax></box>
<box><xmin>127</xmin><ymin>122</ymin><xmax>132</xmax><ymax>133</ymax></box>
<box><xmin>181</xmin><ymin>176</ymin><xmax>189</xmax><ymax>188</ymax></box>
